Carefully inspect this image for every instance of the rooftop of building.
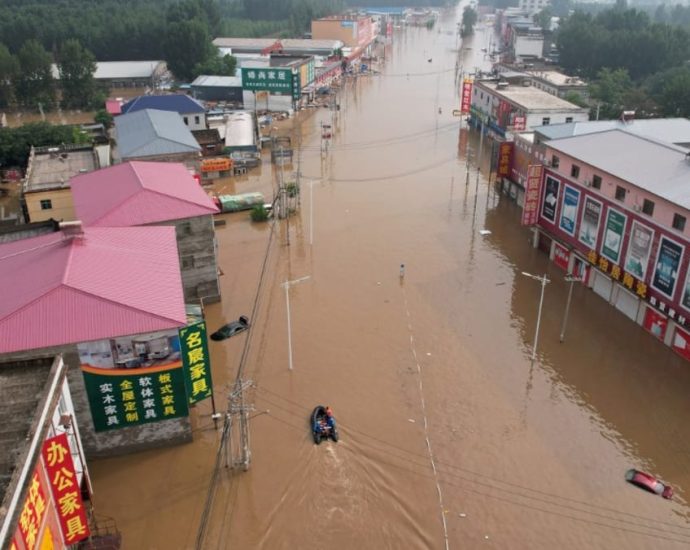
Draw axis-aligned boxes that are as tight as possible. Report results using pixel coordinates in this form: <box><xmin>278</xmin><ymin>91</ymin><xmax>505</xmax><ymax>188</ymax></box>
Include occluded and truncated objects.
<box><xmin>0</xmin><ymin>226</ymin><xmax>187</xmax><ymax>354</ymax></box>
<box><xmin>71</xmin><ymin>161</ymin><xmax>218</xmax><ymax>227</ymax></box>
<box><xmin>191</xmin><ymin>75</ymin><xmax>242</xmax><ymax>88</ymax></box>
<box><xmin>0</xmin><ymin>219</ymin><xmax>59</xmax><ymax>244</ymax></box>
<box><xmin>114</xmin><ymin>109</ymin><xmax>201</xmax><ymax>160</ymax></box>
<box><xmin>546</xmin><ymin>129</ymin><xmax>690</xmax><ymax>209</ymax></box>
<box><xmin>24</xmin><ymin>144</ymin><xmax>98</xmax><ymax>193</ymax></box>
<box><xmin>213</xmin><ymin>37</ymin><xmax>343</xmax><ymax>52</ymax></box>
<box><xmin>0</xmin><ymin>357</ymin><xmax>56</xmax><ymax>521</ymax></box>
<box><xmin>121</xmin><ymin>94</ymin><xmax>206</xmax><ymax>115</ymax></box>
<box><xmin>477</xmin><ymin>80</ymin><xmax>586</xmax><ymax>112</ymax></box>
<box><xmin>535</xmin><ymin>118</ymin><xmax>690</xmax><ymax>148</ymax></box>
<box><xmin>527</xmin><ymin>70</ymin><xmax>587</xmax><ymax>87</ymax></box>
<box><xmin>51</xmin><ymin>60</ymin><xmax>165</xmax><ymax>80</ymax></box>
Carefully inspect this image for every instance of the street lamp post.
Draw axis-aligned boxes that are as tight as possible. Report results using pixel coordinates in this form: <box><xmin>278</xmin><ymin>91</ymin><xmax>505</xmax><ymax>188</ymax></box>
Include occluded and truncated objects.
<box><xmin>559</xmin><ymin>274</ymin><xmax>583</xmax><ymax>343</ymax></box>
<box><xmin>521</xmin><ymin>272</ymin><xmax>550</xmax><ymax>362</ymax></box>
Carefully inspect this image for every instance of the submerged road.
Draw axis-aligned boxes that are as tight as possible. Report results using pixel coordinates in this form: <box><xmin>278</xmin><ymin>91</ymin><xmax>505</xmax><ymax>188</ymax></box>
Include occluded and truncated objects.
<box><xmin>90</xmin><ymin>4</ymin><xmax>690</xmax><ymax>549</ymax></box>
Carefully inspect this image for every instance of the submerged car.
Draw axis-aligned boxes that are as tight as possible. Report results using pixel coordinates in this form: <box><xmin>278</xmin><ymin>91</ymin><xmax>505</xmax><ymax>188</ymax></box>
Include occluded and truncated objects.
<box><xmin>625</xmin><ymin>469</ymin><xmax>673</xmax><ymax>499</ymax></box>
<box><xmin>210</xmin><ymin>315</ymin><xmax>249</xmax><ymax>341</ymax></box>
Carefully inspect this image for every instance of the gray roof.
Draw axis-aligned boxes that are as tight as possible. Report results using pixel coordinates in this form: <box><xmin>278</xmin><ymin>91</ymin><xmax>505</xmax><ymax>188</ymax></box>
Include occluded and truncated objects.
<box><xmin>191</xmin><ymin>75</ymin><xmax>242</xmax><ymax>88</ymax></box>
<box><xmin>115</xmin><ymin>109</ymin><xmax>201</xmax><ymax>159</ymax></box>
<box><xmin>478</xmin><ymin>81</ymin><xmax>587</xmax><ymax>112</ymax></box>
<box><xmin>536</xmin><ymin>118</ymin><xmax>690</xmax><ymax>148</ymax></box>
<box><xmin>51</xmin><ymin>60</ymin><xmax>165</xmax><ymax>80</ymax></box>
<box><xmin>546</xmin><ymin>130</ymin><xmax>690</xmax><ymax>209</ymax></box>
<box><xmin>213</xmin><ymin>37</ymin><xmax>342</xmax><ymax>53</ymax></box>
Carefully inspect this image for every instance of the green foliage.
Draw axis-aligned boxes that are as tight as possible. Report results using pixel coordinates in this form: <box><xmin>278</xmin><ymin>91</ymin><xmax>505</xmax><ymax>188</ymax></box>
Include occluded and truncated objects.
<box><xmin>0</xmin><ymin>44</ymin><xmax>19</xmax><ymax>108</ymax></box>
<box><xmin>15</xmin><ymin>40</ymin><xmax>55</xmax><ymax>111</ymax></box>
<box><xmin>461</xmin><ymin>6</ymin><xmax>478</xmax><ymax>37</ymax></box>
<box><xmin>0</xmin><ymin>122</ymin><xmax>87</xmax><ymax>167</ymax></box>
<box><xmin>164</xmin><ymin>19</ymin><xmax>215</xmax><ymax>82</ymax></box>
<box><xmin>194</xmin><ymin>52</ymin><xmax>237</xmax><ymax>78</ymax></box>
<box><xmin>647</xmin><ymin>66</ymin><xmax>690</xmax><ymax>117</ymax></box>
<box><xmin>94</xmin><ymin>109</ymin><xmax>113</xmax><ymax>129</ymax></box>
<box><xmin>250</xmin><ymin>204</ymin><xmax>269</xmax><ymax>222</ymax></box>
<box><xmin>563</xmin><ymin>91</ymin><xmax>588</xmax><ymax>108</ymax></box>
<box><xmin>57</xmin><ymin>39</ymin><xmax>97</xmax><ymax>109</ymax></box>
<box><xmin>533</xmin><ymin>8</ymin><xmax>552</xmax><ymax>31</ymax></box>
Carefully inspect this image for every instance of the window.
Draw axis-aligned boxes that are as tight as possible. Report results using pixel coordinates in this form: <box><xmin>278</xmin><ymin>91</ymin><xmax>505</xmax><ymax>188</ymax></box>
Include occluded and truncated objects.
<box><xmin>551</xmin><ymin>155</ymin><xmax>559</xmax><ymax>168</ymax></box>
<box><xmin>673</xmin><ymin>213</ymin><xmax>686</xmax><ymax>232</ymax></box>
<box><xmin>565</xmin><ymin>117</ymin><xmax>573</xmax><ymax>123</ymax></box>
<box><xmin>642</xmin><ymin>199</ymin><xmax>655</xmax><ymax>216</ymax></box>
<box><xmin>183</xmin><ymin>116</ymin><xmax>189</xmax><ymax>125</ymax></box>
<box><xmin>615</xmin><ymin>186</ymin><xmax>626</xmax><ymax>202</ymax></box>
<box><xmin>570</xmin><ymin>164</ymin><xmax>580</xmax><ymax>178</ymax></box>
<box><xmin>181</xmin><ymin>255</ymin><xmax>195</xmax><ymax>269</ymax></box>
<box><xmin>542</xmin><ymin>117</ymin><xmax>551</xmax><ymax>125</ymax></box>
<box><xmin>40</xmin><ymin>199</ymin><xmax>52</xmax><ymax>210</ymax></box>
<box><xmin>194</xmin><ymin>115</ymin><xmax>200</xmax><ymax>125</ymax></box>
<box><xmin>592</xmin><ymin>175</ymin><xmax>602</xmax><ymax>189</ymax></box>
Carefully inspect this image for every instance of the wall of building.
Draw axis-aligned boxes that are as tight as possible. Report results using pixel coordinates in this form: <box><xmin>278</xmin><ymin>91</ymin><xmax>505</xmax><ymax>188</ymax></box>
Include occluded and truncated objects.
<box><xmin>0</xmin><ymin>346</ymin><xmax>193</xmax><ymax>458</ymax></box>
<box><xmin>160</xmin><ymin>215</ymin><xmax>221</xmax><ymax>304</ymax></box>
<box><xmin>524</xmin><ymin>109</ymin><xmax>588</xmax><ymax>130</ymax></box>
<box><xmin>121</xmin><ymin>152</ymin><xmax>200</xmax><ymax>173</ymax></box>
<box><xmin>312</xmin><ymin>18</ymin><xmax>372</xmax><ymax>48</ymax></box>
<box><xmin>180</xmin><ymin>113</ymin><xmax>207</xmax><ymax>131</ymax></box>
<box><xmin>514</xmin><ymin>35</ymin><xmax>545</xmax><ymax>59</ymax></box>
<box><xmin>25</xmin><ymin>188</ymin><xmax>75</xmax><ymax>223</ymax></box>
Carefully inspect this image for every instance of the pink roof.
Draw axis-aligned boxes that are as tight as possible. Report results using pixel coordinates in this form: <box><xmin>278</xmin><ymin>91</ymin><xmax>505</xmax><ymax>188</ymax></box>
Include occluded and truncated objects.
<box><xmin>71</xmin><ymin>161</ymin><xmax>219</xmax><ymax>227</ymax></box>
<box><xmin>0</xmin><ymin>227</ymin><xmax>187</xmax><ymax>354</ymax></box>
<box><xmin>106</xmin><ymin>99</ymin><xmax>122</xmax><ymax>115</ymax></box>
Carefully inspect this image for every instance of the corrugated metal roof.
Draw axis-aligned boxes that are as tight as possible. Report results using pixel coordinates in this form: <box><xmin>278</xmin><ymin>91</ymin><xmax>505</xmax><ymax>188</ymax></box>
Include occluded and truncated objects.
<box><xmin>546</xmin><ymin>130</ymin><xmax>690</xmax><ymax>208</ymax></box>
<box><xmin>71</xmin><ymin>161</ymin><xmax>218</xmax><ymax>227</ymax></box>
<box><xmin>191</xmin><ymin>75</ymin><xmax>242</xmax><ymax>88</ymax></box>
<box><xmin>213</xmin><ymin>38</ymin><xmax>342</xmax><ymax>51</ymax></box>
<box><xmin>51</xmin><ymin>61</ymin><xmax>165</xmax><ymax>80</ymax></box>
<box><xmin>224</xmin><ymin>112</ymin><xmax>255</xmax><ymax>148</ymax></box>
<box><xmin>536</xmin><ymin>118</ymin><xmax>690</xmax><ymax>148</ymax></box>
<box><xmin>115</xmin><ymin>109</ymin><xmax>201</xmax><ymax>159</ymax></box>
<box><xmin>477</xmin><ymin>81</ymin><xmax>586</xmax><ymax>112</ymax></box>
<box><xmin>121</xmin><ymin>94</ymin><xmax>205</xmax><ymax>115</ymax></box>
<box><xmin>0</xmin><ymin>227</ymin><xmax>187</xmax><ymax>354</ymax></box>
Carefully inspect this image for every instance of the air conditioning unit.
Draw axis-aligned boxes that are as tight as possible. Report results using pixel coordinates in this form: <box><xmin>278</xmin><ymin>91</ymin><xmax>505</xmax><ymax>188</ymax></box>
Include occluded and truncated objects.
<box><xmin>632</xmin><ymin>204</ymin><xmax>641</xmax><ymax>212</ymax></box>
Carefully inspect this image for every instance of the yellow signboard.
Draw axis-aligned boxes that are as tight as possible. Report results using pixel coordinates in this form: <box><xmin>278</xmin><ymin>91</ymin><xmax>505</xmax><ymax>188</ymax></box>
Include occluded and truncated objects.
<box><xmin>201</xmin><ymin>158</ymin><xmax>232</xmax><ymax>173</ymax></box>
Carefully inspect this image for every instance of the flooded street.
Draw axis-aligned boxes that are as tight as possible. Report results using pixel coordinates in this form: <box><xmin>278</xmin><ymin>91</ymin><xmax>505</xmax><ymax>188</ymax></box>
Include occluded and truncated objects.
<box><xmin>89</xmin><ymin>5</ymin><xmax>690</xmax><ymax>549</ymax></box>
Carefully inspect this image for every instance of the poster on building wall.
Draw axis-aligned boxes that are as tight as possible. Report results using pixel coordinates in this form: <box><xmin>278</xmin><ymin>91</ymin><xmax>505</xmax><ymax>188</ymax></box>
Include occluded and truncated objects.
<box><xmin>513</xmin><ymin>115</ymin><xmax>526</xmax><ymax>131</ymax></box>
<box><xmin>643</xmin><ymin>307</ymin><xmax>667</xmax><ymax>341</ymax></box>
<box><xmin>461</xmin><ymin>79</ymin><xmax>473</xmax><ymax>113</ymax></box>
<box><xmin>681</xmin><ymin>268</ymin><xmax>690</xmax><ymax>312</ymax></box>
<box><xmin>672</xmin><ymin>325</ymin><xmax>690</xmax><ymax>361</ymax></box>
<box><xmin>624</xmin><ymin>221</ymin><xmax>654</xmax><ymax>280</ymax></box>
<box><xmin>652</xmin><ymin>236</ymin><xmax>684</xmax><ymax>299</ymax></box>
<box><xmin>540</xmin><ymin>175</ymin><xmax>560</xmax><ymax>223</ymax></box>
<box><xmin>521</xmin><ymin>164</ymin><xmax>543</xmax><ymax>225</ymax></box>
<box><xmin>42</xmin><ymin>433</ymin><xmax>90</xmax><ymax>546</ymax></box>
<box><xmin>578</xmin><ymin>196</ymin><xmax>602</xmax><ymax>249</ymax></box>
<box><xmin>179</xmin><ymin>321</ymin><xmax>213</xmax><ymax>404</ymax></box>
<box><xmin>600</xmin><ymin>208</ymin><xmax>627</xmax><ymax>264</ymax></box>
<box><xmin>559</xmin><ymin>185</ymin><xmax>580</xmax><ymax>236</ymax></box>
<box><xmin>553</xmin><ymin>242</ymin><xmax>570</xmax><ymax>271</ymax></box>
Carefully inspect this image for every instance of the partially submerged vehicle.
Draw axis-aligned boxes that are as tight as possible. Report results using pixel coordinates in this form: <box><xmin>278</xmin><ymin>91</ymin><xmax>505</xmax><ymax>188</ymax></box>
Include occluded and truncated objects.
<box><xmin>311</xmin><ymin>405</ymin><xmax>338</xmax><ymax>444</ymax></box>
<box><xmin>210</xmin><ymin>315</ymin><xmax>249</xmax><ymax>341</ymax></box>
<box><xmin>625</xmin><ymin>469</ymin><xmax>673</xmax><ymax>499</ymax></box>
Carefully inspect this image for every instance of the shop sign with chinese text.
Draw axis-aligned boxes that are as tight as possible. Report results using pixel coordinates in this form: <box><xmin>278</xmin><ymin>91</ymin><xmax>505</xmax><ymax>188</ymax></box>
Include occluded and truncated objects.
<box><xmin>42</xmin><ymin>434</ymin><xmax>90</xmax><ymax>546</ymax></box>
<box><xmin>513</xmin><ymin>115</ymin><xmax>526</xmax><ymax>131</ymax></box>
<box><xmin>14</xmin><ymin>469</ymin><xmax>48</xmax><ymax>550</ymax></box>
<box><xmin>461</xmin><ymin>79</ymin><xmax>473</xmax><ymax>113</ymax></box>
<box><xmin>521</xmin><ymin>164</ymin><xmax>542</xmax><ymax>226</ymax></box>
<box><xmin>179</xmin><ymin>321</ymin><xmax>214</xmax><ymax>404</ymax></box>
<box><xmin>497</xmin><ymin>142</ymin><xmax>513</xmax><ymax>177</ymax></box>
<box><xmin>82</xmin><ymin>363</ymin><xmax>189</xmax><ymax>431</ymax></box>
<box><xmin>201</xmin><ymin>158</ymin><xmax>232</xmax><ymax>173</ymax></box>
<box><xmin>242</xmin><ymin>68</ymin><xmax>294</xmax><ymax>95</ymax></box>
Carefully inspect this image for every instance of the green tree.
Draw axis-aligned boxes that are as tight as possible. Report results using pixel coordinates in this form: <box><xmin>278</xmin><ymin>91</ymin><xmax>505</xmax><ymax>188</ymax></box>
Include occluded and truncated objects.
<box><xmin>194</xmin><ymin>52</ymin><xmax>237</xmax><ymax>77</ymax></box>
<box><xmin>94</xmin><ymin>108</ymin><xmax>113</xmax><ymax>128</ymax></box>
<box><xmin>57</xmin><ymin>39</ymin><xmax>97</xmax><ymax>109</ymax></box>
<box><xmin>0</xmin><ymin>44</ymin><xmax>19</xmax><ymax>108</ymax></box>
<box><xmin>461</xmin><ymin>6</ymin><xmax>478</xmax><ymax>37</ymax></box>
<box><xmin>0</xmin><ymin>122</ymin><xmax>87</xmax><ymax>167</ymax></box>
<box><xmin>653</xmin><ymin>66</ymin><xmax>690</xmax><ymax>117</ymax></box>
<box><xmin>589</xmin><ymin>67</ymin><xmax>633</xmax><ymax>119</ymax></box>
<box><xmin>164</xmin><ymin>19</ymin><xmax>215</xmax><ymax>81</ymax></box>
<box><xmin>15</xmin><ymin>39</ymin><xmax>55</xmax><ymax>111</ymax></box>
<box><xmin>534</xmin><ymin>8</ymin><xmax>552</xmax><ymax>31</ymax></box>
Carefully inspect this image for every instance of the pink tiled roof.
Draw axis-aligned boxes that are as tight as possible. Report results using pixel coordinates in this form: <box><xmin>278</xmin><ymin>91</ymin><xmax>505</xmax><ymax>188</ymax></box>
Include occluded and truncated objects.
<box><xmin>0</xmin><ymin>227</ymin><xmax>187</xmax><ymax>354</ymax></box>
<box><xmin>71</xmin><ymin>161</ymin><xmax>219</xmax><ymax>227</ymax></box>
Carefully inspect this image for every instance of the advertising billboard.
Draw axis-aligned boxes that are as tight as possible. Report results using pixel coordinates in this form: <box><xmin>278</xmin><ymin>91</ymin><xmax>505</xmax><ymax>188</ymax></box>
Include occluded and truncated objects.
<box><xmin>179</xmin><ymin>321</ymin><xmax>213</xmax><ymax>404</ymax></box>
<box><xmin>559</xmin><ymin>185</ymin><xmax>580</xmax><ymax>236</ymax></box>
<box><xmin>461</xmin><ymin>79</ymin><xmax>473</xmax><ymax>113</ymax></box>
<box><xmin>540</xmin><ymin>175</ymin><xmax>560</xmax><ymax>224</ymax></box>
<box><xmin>624</xmin><ymin>221</ymin><xmax>654</xmax><ymax>280</ymax></box>
<box><xmin>241</xmin><ymin>68</ymin><xmax>294</xmax><ymax>95</ymax></box>
<box><xmin>521</xmin><ymin>164</ymin><xmax>542</xmax><ymax>226</ymax></box>
<box><xmin>652</xmin><ymin>236</ymin><xmax>684</xmax><ymax>299</ymax></box>
<box><xmin>513</xmin><ymin>115</ymin><xmax>526</xmax><ymax>131</ymax></box>
<box><xmin>578</xmin><ymin>196</ymin><xmax>602</xmax><ymax>249</ymax></box>
<box><xmin>600</xmin><ymin>208</ymin><xmax>627</xmax><ymax>264</ymax></box>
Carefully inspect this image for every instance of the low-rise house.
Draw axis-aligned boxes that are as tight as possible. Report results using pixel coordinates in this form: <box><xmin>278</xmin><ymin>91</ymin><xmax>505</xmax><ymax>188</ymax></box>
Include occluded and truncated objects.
<box><xmin>71</xmin><ymin>161</ymin><xmax>221</xmax><ymax>304</ymax></box>
<box><xmin>114</xmin><ymin>109</ymin><xmax>201</xmax><ymax>167</ymax></box>
<box><xmin>191</xmin><ymin>75</ymin><xmax>244</xmax><ymax>105</ymax></box>
<box><xmin>192</xmin><ymin>129</ymin><xmax>224</xmax><ymax>157</ymax></box>
<box><xmin>52</xmin><ymin>60</ymin><xmax>168</xmax><ymax>89</ymax></box>
<box><xmin>121</xmin><ymin>94</ymin><xmax>207</xmax><ymax>130</ymax></box>
<box><xmin>21</xmin><ymin>144</ymin><xmax>101</xmax><ymax>223</ymax></box>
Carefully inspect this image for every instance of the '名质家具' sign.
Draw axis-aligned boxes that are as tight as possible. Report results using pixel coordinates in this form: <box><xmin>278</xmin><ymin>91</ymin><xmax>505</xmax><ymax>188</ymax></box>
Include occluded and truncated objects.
<box><xmin>179</xmin><ymin>321</ymin><xmax>213</xmax><ymax>404</ymax></box>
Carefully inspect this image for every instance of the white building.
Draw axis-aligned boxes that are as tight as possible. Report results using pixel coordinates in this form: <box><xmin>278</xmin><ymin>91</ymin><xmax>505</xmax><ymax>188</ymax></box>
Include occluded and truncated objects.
<box><xmin>518</xmin><ymin>0</ymin><xmax>550</xmax><ymax>15</ymax></box>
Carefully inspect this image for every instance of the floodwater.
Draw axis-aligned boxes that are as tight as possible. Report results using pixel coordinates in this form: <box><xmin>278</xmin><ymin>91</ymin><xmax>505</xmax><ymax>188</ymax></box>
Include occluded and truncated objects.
<box><xmin>89</xmin><ymin>4</ymin><xmax>690</xmax><ymax>549</ymax></box>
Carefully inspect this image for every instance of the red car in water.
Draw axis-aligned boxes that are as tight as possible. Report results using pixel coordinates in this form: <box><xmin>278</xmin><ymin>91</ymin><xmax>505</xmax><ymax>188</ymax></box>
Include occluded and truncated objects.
<box><xmin>625</xmin><ymin>469</ymin><xmax>673</xmax><ymax>499</ymax></box>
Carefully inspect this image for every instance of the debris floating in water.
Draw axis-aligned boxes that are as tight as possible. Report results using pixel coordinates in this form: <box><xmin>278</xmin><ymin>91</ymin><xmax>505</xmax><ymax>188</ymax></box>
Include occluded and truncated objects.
<box><xmin>459</xmin><ymin>513</ymin><xmax>467</xmax><ymax>518</ymax></box>
<box><xmin>479</xmin><ymin>229</ymin><xmax>492</xmax><ymax>235</ymax></box>
<box><xmin>408</xmin><ymin>418</ymin><xmax>416</xmax><ymax>423</ymax></box>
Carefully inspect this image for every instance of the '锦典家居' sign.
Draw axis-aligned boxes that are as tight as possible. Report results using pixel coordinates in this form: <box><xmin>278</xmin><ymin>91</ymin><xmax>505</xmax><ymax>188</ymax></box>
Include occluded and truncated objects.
<box><xmin>242</xmin><ymin>67</ymin><xmax>300</xmax><ymax>99</ymax></box>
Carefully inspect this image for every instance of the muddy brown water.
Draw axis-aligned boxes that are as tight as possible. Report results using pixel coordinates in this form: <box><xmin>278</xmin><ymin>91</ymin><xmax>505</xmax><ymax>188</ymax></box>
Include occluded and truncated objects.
<box><xmin>89</xmin><ymin>5</ymin><xmax>690</xmax><ymax>549</ymax></box>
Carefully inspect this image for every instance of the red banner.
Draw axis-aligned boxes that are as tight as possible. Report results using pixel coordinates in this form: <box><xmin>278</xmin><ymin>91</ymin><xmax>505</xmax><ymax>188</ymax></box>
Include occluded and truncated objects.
<box><xmin>42</xmin><ymin>434</ymin><xmax>90</xmax><ymax>546</ymax></box>
<box><xmin>497</xmin><ymin>142</ymin><xmax>513</xmax><ymax>177</ymax></box>
<box><xmin>513</xmin><ymin>115</ymin><xmax>526</xmax><ymax>131</ymax></box>
<box><xmin>553</xmin><ymin>242</ymin><xmax>570</xmax><ymax>271</ymax></box>
<box><xmin>461</xmin><ymin>79</ymin><xmax>473</xmax><ymax>114</ymax></box>
<box><xmin>16</xmin><ymin>470</ymin><xmax>47</xmax><ymax>550</ymax></box>
<box><xmin>643</xmin><ymin>307</ymin><xmax>667</xmax><ymax>341</ymax></box>
<box><xmin>521</xmin><ymin>164</ymin><xmax>543</xmax><ymax>226</ymax></box>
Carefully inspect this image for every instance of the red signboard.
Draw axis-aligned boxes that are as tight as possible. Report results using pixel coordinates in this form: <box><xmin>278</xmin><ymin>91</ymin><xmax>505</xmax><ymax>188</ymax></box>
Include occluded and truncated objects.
<box><xmin>41</xmin><ymin>434</ymin><xmax>90</xmax><ymax>546</ymax></box>
<box><xmin>461</xmin><ymin>79</ymin><xmax>473</xmax><ymax>114</ymax></box>
<box><xmin>513</xmin><ymin>115</ymin><xmax>526</xmax><ymax>131</ymax></box>
<box><xmin>16</xmin><ymin>470</ymin><xmax>48</xmax><ymax>550</ymax></box>
<box><xmin>672</xmin><ymin>325</ymin><xmax>690</xmax><ymax>361</ymax></box>
<box><xmin>643</xmin><ymin>307</ymin><xmax>667</xmax><ymax>341</ymax></box>
<box><xmin>521</xmin><ymin>164</ymin><xmax>543</xmax><ymax>226</ymax></box>
<box><xmin>553</xmin><ymin>242</ymin><xmax>570</xmax><ymax>271</ymax></box>
<box><xmin>497</xmin><ymin>142</ymin><xmax>513</xmax><ymax>177</ymax></box>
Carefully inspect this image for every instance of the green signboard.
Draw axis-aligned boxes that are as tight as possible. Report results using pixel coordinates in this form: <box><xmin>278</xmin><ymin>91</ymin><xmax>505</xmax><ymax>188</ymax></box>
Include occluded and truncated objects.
<box><xmin>601</xmin><ymin>208</ymin><xmax>627</xmax><ymax>264</ymax></box>
<box><xmin>292</xmin><ymin>72</ymin><xmax>301</xmax><ymax>100</ymax></box>
<box><xmin>83</xmin><ymin>365</ymin><xmax>189</xmax><ymax>432</ymax></box>
<box><xmin>242</xmin><ymin>67</ymin><xmax>294</xmax><ymax>95</ymax></box>
<box><xmin>179</xmin><ymin>321</ymin><xmax>213</xmax><ymax>404</ymax></box>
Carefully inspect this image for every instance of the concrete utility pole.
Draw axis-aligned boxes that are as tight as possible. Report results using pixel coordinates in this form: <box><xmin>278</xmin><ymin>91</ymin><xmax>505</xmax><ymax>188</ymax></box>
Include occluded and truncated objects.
<box><xmin>225</xmin><ymin>379</ymin><xmax>253</xmax><ymax>471</ymax></box>
<box><xmin>521</xmin><ymin>272</ymin><xmax>550</xmax><ymax>363</ymax></box>
<box><xmin>560</xmin><ymin>274</ymin><xmax>584</xmax><ymax>343</ymax></box>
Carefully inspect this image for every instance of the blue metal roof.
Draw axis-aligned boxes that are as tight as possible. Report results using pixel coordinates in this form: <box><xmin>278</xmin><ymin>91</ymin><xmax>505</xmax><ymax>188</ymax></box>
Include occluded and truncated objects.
<box><xmin>115</xmin><ymin>109</ymin><xmax>201</xmax><ymax>159</ymax></box>
<box><xmin>121</xmin><ymin>94</ymin><xmax>205</xmax><ymax>115</ymax></box>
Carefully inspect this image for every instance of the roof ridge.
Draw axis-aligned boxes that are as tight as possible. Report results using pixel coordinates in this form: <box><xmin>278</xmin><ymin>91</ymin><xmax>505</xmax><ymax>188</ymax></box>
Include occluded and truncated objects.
<box><xmin>1</xmin><ymin>285</ymin><xmax>63</xmax><ymax>325</ymax></box>
<box><xmin>87</xmin><ymin>163</ymin><xmax>142</xmax><ymax>226</ymax></box>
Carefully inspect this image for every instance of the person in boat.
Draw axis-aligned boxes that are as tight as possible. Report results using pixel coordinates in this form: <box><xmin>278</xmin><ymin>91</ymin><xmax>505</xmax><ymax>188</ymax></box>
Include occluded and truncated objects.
<box><xmin>325</xmin><ymin>406</ymin><xmax>336</xmax><ymax>430</ymax></box>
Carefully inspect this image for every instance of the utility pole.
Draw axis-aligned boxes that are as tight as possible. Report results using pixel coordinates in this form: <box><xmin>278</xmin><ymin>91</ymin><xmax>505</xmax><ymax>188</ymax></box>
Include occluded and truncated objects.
<box><xmin>225</xmin><ymin>379</ymin><xmax>253</xmax><ymax>471</ymax></box>
<box><xmin>560</xmin><ymin>274</ymin><xmax>583</xmax><ymax>343</ymax></box>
